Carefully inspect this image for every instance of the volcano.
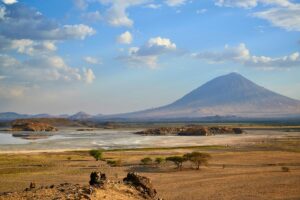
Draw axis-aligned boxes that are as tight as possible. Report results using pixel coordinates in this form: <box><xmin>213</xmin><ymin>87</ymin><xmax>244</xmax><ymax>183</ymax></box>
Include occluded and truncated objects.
<box><xmin>117</xmin><ymin>73</ymin><xmax>300</xmax><ymax>119</ymax></box>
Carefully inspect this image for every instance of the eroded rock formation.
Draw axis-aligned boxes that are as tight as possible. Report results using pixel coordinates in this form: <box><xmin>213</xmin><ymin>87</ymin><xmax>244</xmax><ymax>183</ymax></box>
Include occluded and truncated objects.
<box><xmin>136</xmin><ymin>126</ymin><xmax>243</xmax><ymax>136</ymax></box>
<box><xmin>11</xmin><ymin>120</ymin><xmax>57</xmax><ymax>132</ymax></box>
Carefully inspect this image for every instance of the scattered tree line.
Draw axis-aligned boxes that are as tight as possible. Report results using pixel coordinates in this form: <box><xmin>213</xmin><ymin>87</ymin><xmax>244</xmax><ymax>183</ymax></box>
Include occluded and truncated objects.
<box><xmin>140</xmin><ymin>152</ymin><xmax>211</xmax><ymax>170</ymax></box>
<box><xmin>88</xmin><ymin>149</ymin><xmax>211</xmax><ymax>170</ymax></box>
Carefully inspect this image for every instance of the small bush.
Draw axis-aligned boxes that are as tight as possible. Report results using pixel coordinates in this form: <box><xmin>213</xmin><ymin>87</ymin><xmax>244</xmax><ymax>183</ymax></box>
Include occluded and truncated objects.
<box><xmin>67</xmin><ymin>157</ymin><xmax>72</xmax><ymax>161</ymax></box>
<box><xmin>89</xmin><ymin>149</ymin><xmax>103</xmax><ymax>161</ymax></box>
<box><xmin>141</xmin><ymin>157</ymin><xmax>153</xmax><ymax>165</ymax></box>
<box><xmin>155</xmin><ymin>157</ymin><xmax>165</xmax><ymax>165</ymax></box>
<box><xmin>281</xmin><ymin>166</ymin><xmax>290</xmax><ymax>172</ymax></box>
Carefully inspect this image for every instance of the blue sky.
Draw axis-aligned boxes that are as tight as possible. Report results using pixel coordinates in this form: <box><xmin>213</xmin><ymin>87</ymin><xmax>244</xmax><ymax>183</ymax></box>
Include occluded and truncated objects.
<box><xmin>0</xmin><ymin>0</ymin><xmax>299</xmax><ymax>115</ymax></box>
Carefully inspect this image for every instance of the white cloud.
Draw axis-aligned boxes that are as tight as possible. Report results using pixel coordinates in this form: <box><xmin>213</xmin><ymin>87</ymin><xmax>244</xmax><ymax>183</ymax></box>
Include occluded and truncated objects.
<box><xmin>117</xmin><ymin>31</ymin><xmax>133</xmax><ymax>44</ymax></box>
<box><xmin>253</xmin><ymin>5</ymin><xmax>300</xmax><ymax>31</ymax></box>
<box><xmin>196</xmin><ymin>9</ymin><xmax>207</xmax><ymax>14</ymax></box>
<box><xmin>83</xmin><ymin>68</ymin><xmax>95</xmax><ymax>83</ymax></box>
<box><xmin>0</xmin><ymin>6</ymin><xmax>6</xmax><ymax>20</ymax></box>
<box><xmin>192</xmin><ymin>43</ymin><xmax>300</xmax><ymax>69</ymax></box>
<box><xmin>99</xmin><ymin>0</ymin><xmax>148</xmax><ymax>27</ymax></box>
<box><xmin>81</xmin><ymin>11</ymin><xmax>102</xmax><ymax>22</ymax></box>
<box><xmin>165</xmin><ymin>0</ymin><xmax>187</xmax><ymax>7</ymax></box>
<box><xmin>118</xmin><ymin>37</ymin><xmax>177</xmax><ymax>68</ymax></box>
<box><xmin>2</xmin><ymin>0</ymin><xmax>17</xmax><ymax>5</ymax></box>
<box><xmin>84</xmin><ymin>56</ymin><xmax>102</xmax><ymax>64</ymax></box>
<box><xmin>0</xmin><ymin>54</ymin><xmax>96</xmax><ymax>83</ymax></box>
<box><xmin>58</xmin><ymin>24</ymin><xmax>96</xmax><ymax>40</ymax></box>
<box><xmin>74</xmin><ymin>0</ymin><xmax>88</xmax><ymax>10</ymax></box>
<box><xmin>145</xmin><ymin>4</ymin><xmax>162</xmax><ymax>9</ymax></box>
<box><xmin>8</xmin><ymin>39</ymin><xmax>57</xmax><ymax>55</ymax></box>
<box><xmin>215</xmin><ymin>0</ymin><xmax>300</xmax><ymax>32</ymax></box>
<box><xmin>0</xmin><ymin>5</ymin><xmax>96</xmax><ymax>41</ymax></box>
<box><xmin>214</xmin><ymin>0</ymin><xmax>292</xmax><ymax>8</ymax></box>
<box><xmin>98</xmin><ymin>0</ymin><xmax>188</xmax><ymax>27</ymax></box>
<box><xmin>215</xmin><ymin>0</ymin><xmax>258</xmax><ymax>8</ymax></box>
<box><xmin>137</xmin><ymin>37</ymin><xmax>176</xmax><ymax>56</ymax></box>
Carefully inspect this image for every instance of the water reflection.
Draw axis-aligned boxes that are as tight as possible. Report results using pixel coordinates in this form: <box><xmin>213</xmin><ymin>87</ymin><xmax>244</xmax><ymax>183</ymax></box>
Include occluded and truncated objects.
<box><xmin>12</xmin><ymin>133</ymin><xmax>53</xmax><ymax>140</ymax></box>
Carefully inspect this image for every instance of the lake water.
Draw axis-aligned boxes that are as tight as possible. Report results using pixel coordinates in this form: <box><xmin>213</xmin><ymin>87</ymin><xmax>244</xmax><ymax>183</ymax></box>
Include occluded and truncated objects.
<box><xmin>0</xmin><ymin>129</ymin><xmax>295</xmax><ymax>152</ymax></box>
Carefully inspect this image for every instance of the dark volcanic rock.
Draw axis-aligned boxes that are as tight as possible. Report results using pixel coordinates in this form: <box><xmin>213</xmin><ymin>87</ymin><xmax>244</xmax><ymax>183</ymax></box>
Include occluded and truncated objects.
<box><xmin>123</xmin><ymin>172</ymin><xmax>157</xmax><ymax>198</ymax></box>
<box><xmin>136</xmin><ymin>126</ymin><xmax>243</xmax><ymax>136</ymax></box>
<box><xmin>89</xmin><ymin>172</ymin><xmax>107</xmax><ymax>187</ymax></box>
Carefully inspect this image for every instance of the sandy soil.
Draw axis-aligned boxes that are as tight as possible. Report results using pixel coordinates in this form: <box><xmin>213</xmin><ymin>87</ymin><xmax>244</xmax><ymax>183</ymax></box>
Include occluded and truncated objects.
<box><xmin>0</xmin><ymin>133</ymin><xmax>299</xmax><ymax>200</ymax></box>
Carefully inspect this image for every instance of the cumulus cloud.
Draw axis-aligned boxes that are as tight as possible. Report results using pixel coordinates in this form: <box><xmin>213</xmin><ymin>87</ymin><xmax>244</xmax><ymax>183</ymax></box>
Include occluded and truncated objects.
<box><xmin>84</xmin><ymin>56</ymin><xmax>102</xmax><ymax>64</ymax></box>
<box><xmin>2</xmin><ymin>0</ymin><xmax>17</xmax><ymax>5</ymax></box>
<box><xmin>192</xmin><ymin>43</ymin><xmax>300</xmax><ymax>69</ymax></box>
<box><xmin>83</xmin><ymin>68</ymin><xmax>96</xmax><ymax>83</ymax></box>
<box><xmin>0</xmin><ymin>54</ymin><xmax>96</xmax><ymax>84</ymax></box>
<box><xmin>97</xmin><ymin>0</ymin><xmax>188</xmax><ymax>27</ymax></box>
<box><xmin>165</xmin><ymin>0</ymin><xmax>187</xmax><ymax>7</ymax></box>
<box><xmin>117</xmin><ymin>31</ymin><xmax>133</xmax><ymax>44</ymax></box>
<box><xmin>215</xmin><ymin>0</ymin><xmax>300</xmax><ymax>32</ymax></box>
<box><xmin>119</xmin><ymin>37</ymin><xmax>177</xmax><ymax>68</ymax></box>
<box><xmin>99</xmin><ymin>0</ymin><xmax>148</xmax><ymax>27</ymax></box>
<box><xmin>0</xmin><ymin>4</ymin><xmax>95</xmax><ymax>40</ymax></box>
<box><xmin>0</xmin><ymin>2</ymin><xmax>96</xmax><ymax>103</ymax></box>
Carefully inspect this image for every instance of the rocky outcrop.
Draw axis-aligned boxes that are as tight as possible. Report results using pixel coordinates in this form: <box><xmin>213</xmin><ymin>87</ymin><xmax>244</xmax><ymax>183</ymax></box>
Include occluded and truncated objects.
<box><xmin>1</xmin><ymin>182</ymin><xmax>92</xmax><ymax>200</ymax></box>
<box><xmin>136</xmin><ymin>126</ymin><xmax>243</xmax><ymax>136</ymax></box>
<box><xmin>11</xmin><ymin>120</ymin><xmax>57</xmax><ymax>132</ymax></box>
<box><xmin>0</xmin><ymin>172</ymin><xmax>159</xmax><ymax>200</ymax></box>
<box><xmin>123</xmin><ymin>172</ymin><xmax>157</xmax><ymax>199</ymax></box>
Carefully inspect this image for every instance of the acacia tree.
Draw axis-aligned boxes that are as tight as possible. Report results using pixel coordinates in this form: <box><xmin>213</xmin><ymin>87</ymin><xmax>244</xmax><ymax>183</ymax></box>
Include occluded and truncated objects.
<box><xmin>89</xmin><ymin>149</ymin><xmax>103</xmax><ymax>161</ymax></box>
<box><xmin>141</xmin><ymin>157</ymin><xmax>153</xmax><ymax>165</ymax></box>
<box><xmin>155</xmin><ymin>157</ymin><xmax>164</xmax><ymax>166</ymax></box>
<box><xmin>184</xmin><ymin>152</ymin><xmax>211</xmax><ymax>170</ymax></box>
<box><xmin>166</xmin><ymin>156</ymin><xmax>187</xmax><ymax>170</ymax></box>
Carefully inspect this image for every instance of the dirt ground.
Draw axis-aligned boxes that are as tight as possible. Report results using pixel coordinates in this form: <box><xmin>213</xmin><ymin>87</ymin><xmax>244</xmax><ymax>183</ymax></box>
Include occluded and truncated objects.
<box><xmin>0</xmin><ymin>136</ymin><xmax>299</xmax><ymax>200</ymax></box>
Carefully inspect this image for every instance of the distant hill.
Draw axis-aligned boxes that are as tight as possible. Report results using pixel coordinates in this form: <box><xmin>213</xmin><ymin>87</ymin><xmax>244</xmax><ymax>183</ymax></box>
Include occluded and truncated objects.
<box><xmin>0</xmin><ymin>112</ymin><xmax>30</xmax><ymax>120</ymax></box>
<box><xmin>113</xmin><ymin>73</ymin><xmax>300</xmax><ymax>119</ymax></box>
<box><xmin>69</xmin><ymin>112</ymin><xmax>93</xmax><ymax>120</ymax></box>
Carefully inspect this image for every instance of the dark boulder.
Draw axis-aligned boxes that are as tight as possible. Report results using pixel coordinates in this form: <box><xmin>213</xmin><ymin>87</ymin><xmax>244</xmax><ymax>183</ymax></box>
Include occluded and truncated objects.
<box><xmin>123</xmin><ymin>172</ymin><xmax>157</xmax><ymax>198</ymax></box>
<box><xmin>89</xmin><ymin>172</ymin><xmax>107</xmax><ymax>187</ymax></box>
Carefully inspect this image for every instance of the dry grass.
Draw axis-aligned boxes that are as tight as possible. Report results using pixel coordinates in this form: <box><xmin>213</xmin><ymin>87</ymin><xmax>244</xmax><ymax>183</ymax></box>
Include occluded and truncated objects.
<box><xmin>0</xmin><ymin>138</ymin><xmax>300</xmax><ymax>200</ymax></box>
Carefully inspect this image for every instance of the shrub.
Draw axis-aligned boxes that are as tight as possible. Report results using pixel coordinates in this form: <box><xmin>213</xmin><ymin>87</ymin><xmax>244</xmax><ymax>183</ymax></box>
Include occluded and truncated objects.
<box><xmin>166</xmin><ymin>156</ymin><xmax>187</xmax><ymax>170</ymax></box>
<box><xmin>155</xmin><ymin>157</ymin><xmax>165</xmax><ymax>165</ymax></box>
<box><xmin>89</xmin><ymin>149</ymin><xmax>103</xmax><ymax>161</ymax></box>
<box><xmin>184</xmin><ymin>152</ymin><xmax>211</xmax><ymax>170</ymax></box>
<box><xmin>141</xmin><ymin>157</ymin><xmax>153</xmax><ymax>165</ymax></box>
